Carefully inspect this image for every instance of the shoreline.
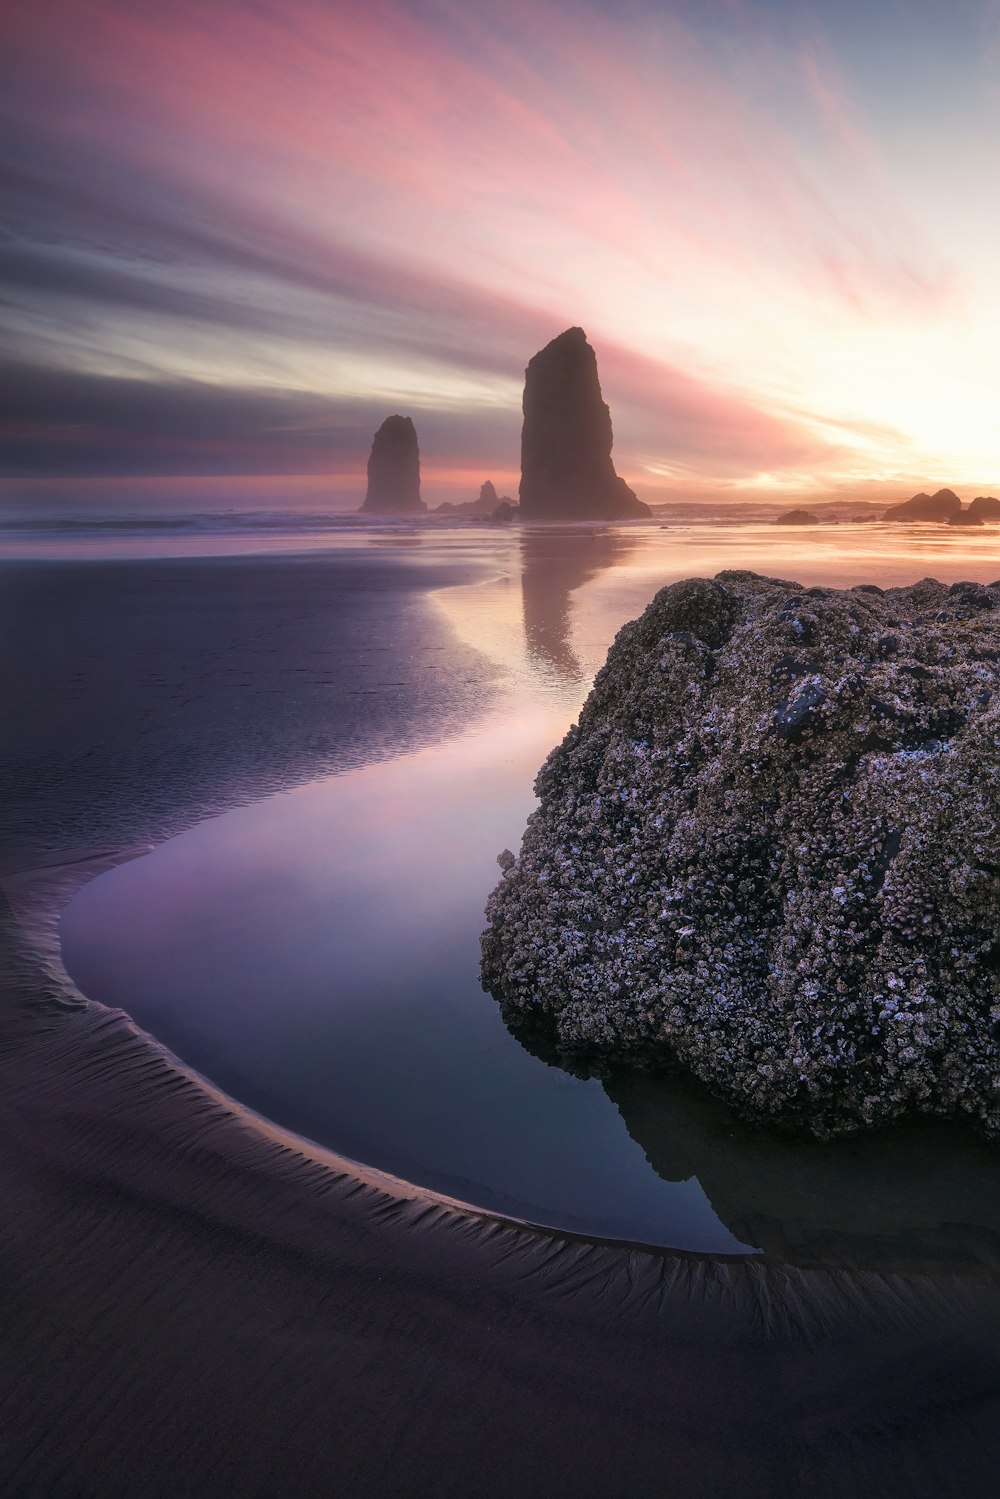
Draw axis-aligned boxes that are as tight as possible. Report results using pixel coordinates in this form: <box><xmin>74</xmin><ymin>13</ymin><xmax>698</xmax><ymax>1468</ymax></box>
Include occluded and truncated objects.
<box><xmin>4</xmin><ymin>888</ymin><xmax>757</xmax><ymax>1268</ymax></box>
<box><xmin>3</xmin><ymin>548</ymin><xmax>1000</xmax><ymax>1495</ymax></box>
<box><xmin>7</xmin><ymin>897</ymin><xmax>1000</xmax><ymax>1497</ymax></box>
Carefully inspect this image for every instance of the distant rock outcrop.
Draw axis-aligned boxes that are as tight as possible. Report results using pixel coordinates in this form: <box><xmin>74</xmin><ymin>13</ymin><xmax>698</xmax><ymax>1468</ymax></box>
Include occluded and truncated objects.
<box><xmin>948</xmin><ymin>511</ymin><xmax>985</xmax><ymax>527</ymax></box>
<box><xmin>482</xmin><ymin>571</ymin><xmax>1000</xmax><ymax>1140</ymax></box>
<box><xmin>490</xmin><ymin>500</ymin><xmax>518</xmax><ymax>524</ymax></box>
<box><xmin>435</xmin><ymin>480</ymin><xmax>515</xmax><ymax>518</ymax></box>
<box><xmin>969</xmin><ymin>495</ymin><xmax>1000</xmax><ymax>520</ymax></box>
<box><xmin>359</xmin><ymin>416</ymin><xmax>425</xmax><ymax>514</ymax></box>
<box><xmin>881</xmin><ymin>488</ymin><xmax>961</xmax><ymax>522</ymax></box>
<box><xmin>775</xmin><ymin>509</ymin><xmax>821</xmax><ymax>525</ymax></box>
<box><xmin>519</xmin><ymin>328</ymin><xmax>651</xmax><ymax>520</ymax></box>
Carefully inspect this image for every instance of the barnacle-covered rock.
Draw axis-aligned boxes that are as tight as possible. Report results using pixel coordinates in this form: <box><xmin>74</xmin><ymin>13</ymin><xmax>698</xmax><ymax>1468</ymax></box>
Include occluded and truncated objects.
<box><xmin>481</xmin><ymin>571</ymin><xmax>1000</xmax><ymax>1138</ymax></box>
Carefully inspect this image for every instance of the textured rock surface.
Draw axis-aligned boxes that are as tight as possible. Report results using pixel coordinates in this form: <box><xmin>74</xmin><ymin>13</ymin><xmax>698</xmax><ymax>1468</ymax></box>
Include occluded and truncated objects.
<box><xmin>969</xmin><ymin>495</ymin><xmax>1000</xmax><ymax>520</ymax></box>
<box><xmin>775</xmin><ymin>509</ymin><xmax>821</xmax><ymax>525</ymax></box>
<box><xmin>948</xmin><ymin>511</ymin><xmax>984</xmax><ymax>527</ymax></box>
<box><xmin>882</xmin><ymin>489</ymin><xmax>962</xmax><ymax>522</ymax></box>
<box><xmin>482</xmin><ymin>571</ymin><xmax>1000</xmax><ymax>1138</ymax></box>
<box><xmin>360</xmin><ymin>415</ymin><xmax>425</xmax><ymax>514</ymax></box>
<box><xmin>519</xmin><ymin>328</ymin><xmax>651</xmax><ymax>520</ymax></box>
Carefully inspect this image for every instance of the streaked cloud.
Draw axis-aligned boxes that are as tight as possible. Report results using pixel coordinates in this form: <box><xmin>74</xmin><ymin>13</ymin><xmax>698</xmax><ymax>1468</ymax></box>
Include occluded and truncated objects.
<box><xmin>3</xmin><ymin>0</ymin><xmax>999</xmax><ymax>506</ymax></box>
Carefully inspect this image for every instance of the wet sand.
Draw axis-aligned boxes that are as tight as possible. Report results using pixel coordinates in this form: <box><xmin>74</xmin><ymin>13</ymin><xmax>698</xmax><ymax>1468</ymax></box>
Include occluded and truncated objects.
<box><xmin>3</xmin><ymin>548</ymin><xmax>1000</xmax><ymax>1497</ymax></box>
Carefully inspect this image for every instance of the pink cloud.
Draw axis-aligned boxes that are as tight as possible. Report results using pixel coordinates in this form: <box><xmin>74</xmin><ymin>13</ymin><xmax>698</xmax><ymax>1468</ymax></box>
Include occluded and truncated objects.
<box><xmin>4</xmin><ymin>0</ymin><xmax>975</xmax><ymax>491</ymax></box>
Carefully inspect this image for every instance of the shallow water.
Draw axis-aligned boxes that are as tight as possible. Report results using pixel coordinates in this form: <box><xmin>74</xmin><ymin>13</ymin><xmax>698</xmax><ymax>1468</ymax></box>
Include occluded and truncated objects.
<box><xmin>60</xmin><ymin>521</ymin><xmax>1000</xmax><ymax>1260</ymax></box>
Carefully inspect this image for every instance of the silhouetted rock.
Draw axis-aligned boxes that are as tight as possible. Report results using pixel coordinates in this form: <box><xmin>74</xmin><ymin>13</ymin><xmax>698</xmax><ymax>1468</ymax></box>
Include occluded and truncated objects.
<box><xmin>490</xmin><ymin>501</ymin><xmax>518</xmax><ymax>524</ymax></box>
<box><xmin>969</xmin><ymin>495</ymin><xmax>1000</xmax><ymax>520</ymax></box>
<box><xmin>359</xmin><ymin>416</ymin><xmax>425</xmax><ymax>514</ymax></box>
<box><xmin>948</xmin><ymin>511</ymin><xmax>984</xmax><ymax>527</ymax></box>
<box><xmin>519</xmin><ymin>328</ymin><xmax>651</xmax><ymax>520</ymax></box>
<box><xmin>435</xmin><ymin>481</ymin><xmax>510</xmax><ymax>517</ymax></box>
<box><xmin>881</xmin><ymin>488</ymin><xmax>962</xmax><ymax>522</ymax></box>
<box><xmin>482</xmin><ymin>571</ymin><xmax>1000</xmax><ymax>1139</ymax></box>
<box><xmin>775</xmin><ymin>508</ymin><xmax>820</xmax><ymax>525</ymax></box>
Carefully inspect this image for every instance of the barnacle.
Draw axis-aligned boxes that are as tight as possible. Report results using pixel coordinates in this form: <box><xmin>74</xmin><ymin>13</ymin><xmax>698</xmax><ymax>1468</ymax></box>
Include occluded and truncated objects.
<box><xmin>481</xmin><ymin>573</ymin><xmax>1000</xmax><ymax>1137</ymax></box>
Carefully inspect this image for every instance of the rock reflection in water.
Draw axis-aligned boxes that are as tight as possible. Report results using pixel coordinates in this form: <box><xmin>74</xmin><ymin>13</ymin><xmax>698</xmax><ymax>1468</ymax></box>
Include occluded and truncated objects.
<box><xmin>605</xmin><ymin>1071</ymin><xmax>1000</xmax><ymax>1271</ymax></box>
<box><xmin>520</xmin><ymin>527</ymin><xmax>636</xmax><ymax>679</ymax></box>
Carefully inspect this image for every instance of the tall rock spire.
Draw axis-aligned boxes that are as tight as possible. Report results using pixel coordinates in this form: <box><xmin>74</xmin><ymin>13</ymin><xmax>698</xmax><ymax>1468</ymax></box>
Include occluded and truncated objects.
<box><xmin>519</xmin><ymin>328</ymin><xmax>650</xmax><ymax>520</ymax></box>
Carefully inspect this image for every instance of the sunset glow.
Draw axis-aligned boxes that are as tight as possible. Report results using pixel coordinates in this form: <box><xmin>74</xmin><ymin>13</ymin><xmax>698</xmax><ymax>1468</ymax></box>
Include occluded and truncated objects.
<box><xmin>4</xmin><ymin>0</ymin><xmax>1000</xmax><ymax>507</ymax></box>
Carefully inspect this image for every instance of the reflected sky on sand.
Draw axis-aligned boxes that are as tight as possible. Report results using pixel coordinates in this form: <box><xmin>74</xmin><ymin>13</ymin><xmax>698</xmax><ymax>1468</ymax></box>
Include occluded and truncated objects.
<box><xmin>60</xmin><ymin>521</ymin><xmax>1000</xmax><ymax>1260</ymax></box>
<box><xmin>519</xmin><ymin>528</ymin><xmax>638</xmax><ymax>681</ymax></box>
<box><xmin>61</xmin><ymin>698</ymin><xmax>751</xmax><ymax>1251</ymax></box>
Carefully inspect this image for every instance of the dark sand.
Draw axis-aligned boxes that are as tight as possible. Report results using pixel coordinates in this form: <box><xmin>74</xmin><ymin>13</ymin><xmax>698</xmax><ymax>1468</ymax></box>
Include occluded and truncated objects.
<box><xmin>3</xmin><ymin>552</ymin><xmax>1000</xmax><ymax>1497</ymax></box>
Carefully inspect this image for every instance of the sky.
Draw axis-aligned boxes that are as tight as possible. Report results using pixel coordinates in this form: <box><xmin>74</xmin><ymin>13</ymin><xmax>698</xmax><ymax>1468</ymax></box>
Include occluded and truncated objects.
<box><xmin>3</xmin><ymin>0</ymin><xmax>1000</xmax><ymax>511</ymax></box>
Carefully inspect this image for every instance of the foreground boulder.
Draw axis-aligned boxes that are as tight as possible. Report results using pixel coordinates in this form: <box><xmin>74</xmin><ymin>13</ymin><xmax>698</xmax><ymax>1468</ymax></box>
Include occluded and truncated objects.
<box><xmin>482</xmin><ymin>571</ymin><xmax>1000</xmax><ymax>1139</ymax></box>
<box><xmin>519</xmin><ymin>328</ymin><xmax>651</xmax><ymax>520</ymax></box>
<box><xmin>359</xmin><ymin>415</ymin><xmax>425</xmax><ymax>514</ymax></box>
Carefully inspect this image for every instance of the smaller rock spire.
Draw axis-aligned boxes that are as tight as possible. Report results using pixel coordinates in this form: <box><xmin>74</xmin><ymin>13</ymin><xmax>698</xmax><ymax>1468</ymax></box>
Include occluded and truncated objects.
<box><xmin>360</xmin><ymin>415</ymin><xmax>425</xmax><ymax>514</ymax></box>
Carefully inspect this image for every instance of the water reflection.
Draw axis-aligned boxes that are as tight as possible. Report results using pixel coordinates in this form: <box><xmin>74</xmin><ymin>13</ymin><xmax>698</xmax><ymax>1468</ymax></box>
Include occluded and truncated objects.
<box><xmin>60</xmin><ymin>706</ymin><xmax>751</xmax><ymax>1253</ymax></box>
<box><xmin>605</xmin><ymin>1073</ymin><xmax>1000</xmax><ymax>1271</ymax></box>
<box><xmin>57</xmin><ymin>522</ymin><xmax>1000</xmax><ymax>1263</ymax></box>
<box><xmin>497</xmin><ymin>1017</ymin><xmax>1000</xmax><ymax>1269</ymax></box>
<box><xmin>520</xmin><ymin>528</ymin><xmax>636</xmax><ymax>679</ymax></box>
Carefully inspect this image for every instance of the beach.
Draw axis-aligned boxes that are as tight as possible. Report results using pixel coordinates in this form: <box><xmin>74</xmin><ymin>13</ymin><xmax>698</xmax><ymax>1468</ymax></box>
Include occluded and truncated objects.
<box><xmin>3</xmin><ymin>525</ymin><xmax>1000</xmax><ymax>1497</ymax></box>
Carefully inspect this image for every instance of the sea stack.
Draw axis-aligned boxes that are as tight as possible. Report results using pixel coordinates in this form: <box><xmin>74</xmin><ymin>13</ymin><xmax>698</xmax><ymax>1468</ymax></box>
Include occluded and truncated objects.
<box><xmin>881</xmin><ymin>488</ymin><xmax>961</xmax><ymax>522</ymax></box>
<box><xmin>519</xmin><ymin>328</ymin><xmax>650</xmax><ymax>520</ymax></box>
<box><xmin>359</xmin><ymin>415</ymin><xmax>425</xmax><ymax>514</ymax></box>
<box><xmin>433</xmin><ymin>480</ymin><xmax>518</xmax><ymax>517</ymax></box>
<box><xmin>775</xmin><ymin>508</ymin><xmax>821</xmax><ymax>525</ymax></box>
